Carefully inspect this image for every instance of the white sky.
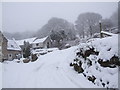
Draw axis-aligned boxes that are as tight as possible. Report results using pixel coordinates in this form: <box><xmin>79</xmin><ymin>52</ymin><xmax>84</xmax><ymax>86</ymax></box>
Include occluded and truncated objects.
<box><xmin>1</xmin><ymin>2</ymin><xmax>118</xmax><ymax>33</ymax></box>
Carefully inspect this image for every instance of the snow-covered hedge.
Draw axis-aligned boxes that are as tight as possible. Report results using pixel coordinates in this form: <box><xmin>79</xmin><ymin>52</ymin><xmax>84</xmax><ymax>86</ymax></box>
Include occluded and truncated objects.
<box><xmin>70</xmin><ymin>34</ymin><xmax>119</xmax><ymax>88</ymax></box>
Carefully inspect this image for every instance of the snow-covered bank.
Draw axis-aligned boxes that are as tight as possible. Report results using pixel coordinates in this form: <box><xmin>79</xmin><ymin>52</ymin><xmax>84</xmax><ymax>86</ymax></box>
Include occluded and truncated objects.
<box><xmin>70</xmin><ymin>34</ymin><xmax>119</xmax><ymax>88</ymax></box>
<box><xmin>3</xmin><ymin>46</ymin><xmax>99</xmax><ymax>88</ymax></box>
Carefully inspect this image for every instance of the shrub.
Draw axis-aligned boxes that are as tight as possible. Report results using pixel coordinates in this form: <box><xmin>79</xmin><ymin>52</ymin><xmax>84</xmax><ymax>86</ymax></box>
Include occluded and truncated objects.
<box><xmin>23</xmin><ymin>58</ymin><xmax>30</xmax><ymax>63</ymax></box>
<box><xmin>31</xmin><ymin>54</ymin><xmax>38</xmax><ymax>62</ymax></box>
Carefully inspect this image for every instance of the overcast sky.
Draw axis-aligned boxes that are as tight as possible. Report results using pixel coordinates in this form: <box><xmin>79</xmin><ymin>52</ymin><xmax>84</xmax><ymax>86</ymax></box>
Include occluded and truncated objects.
<box><xmin>2</xmin><ymin>2</ymin><xmax>118</xmax><ymax>33</ymax></box>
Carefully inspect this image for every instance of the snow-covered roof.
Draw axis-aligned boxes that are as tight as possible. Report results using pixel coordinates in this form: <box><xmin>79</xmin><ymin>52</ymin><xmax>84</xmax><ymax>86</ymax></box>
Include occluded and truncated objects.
<box><xmin>16</xmin><ymin>37</ymin><xmax>37</xmax><ymax>46</ymax></box>
<box><xmin>101</xmin><ymin>31</ymin><xmax>116</xmax><ymax>36</ymax></box>
<box><xmin>32</xmin><ymin>36</ymin><xmax>48</xmax><ymax>44</ymax></box>
<box><xmin>7</xmin><ymin>38</ymin><xmax>21</xmax><ymax>51</ymax></box>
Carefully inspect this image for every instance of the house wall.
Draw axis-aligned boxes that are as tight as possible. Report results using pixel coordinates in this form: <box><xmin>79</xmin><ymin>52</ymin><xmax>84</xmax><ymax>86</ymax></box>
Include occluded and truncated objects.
<box><xmin>0</xmin><ymin>33</ymin><xmax>2</xmax><ymax>61</ymax></box>
<box><xmin>7</xmin><ymin>50</ymin><xmax>22</xmax><ymax>61</ymax></box>
<box><xmin>32</xmin><ymin>43</ymin><xmax>44</xmax><ymax>49</ymax></box>
<box><xmin>43</xmin><ymin>37</ymin><xmax>52</xmax><ymax>48</ymax></box>
<box><xmin>32</xmin><ymin>37</ymin><xmax>52</xmax><ymax>49</ymax></box>
<box><xmin>2</xmin><ymin>35</ymin><xmax>8</xmax><ymax>61</ymax></box>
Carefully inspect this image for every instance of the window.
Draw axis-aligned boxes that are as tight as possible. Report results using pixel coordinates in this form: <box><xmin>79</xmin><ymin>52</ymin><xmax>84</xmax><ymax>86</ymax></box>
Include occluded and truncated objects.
<box><xmin>8</xmin><ymin>54</ymin><xmax>12</xmax><ymax>60</ymax></box>
<box><xmin>9</xmin><ymin>54</ymin><xmax>12</xmax><ymax>57</ymax></box>
<box><xmin>47</xmin><ymin>42</ymin><xmax>49</xmax><ymax>48</ymax></box>
<box><xmin>36</xmin><ymin>43</ymin><xmax>39</xmax><ymax>46</ymax></box>
<box><xmin>11</xmin><ymin>45</ymin><xmax>14</xmax><ymax>48</ymax></box>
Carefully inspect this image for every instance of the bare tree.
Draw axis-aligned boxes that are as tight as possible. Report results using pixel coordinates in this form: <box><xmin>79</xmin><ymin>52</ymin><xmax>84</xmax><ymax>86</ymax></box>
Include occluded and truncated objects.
<box><xmin>75</xmin><ymin>12</ymin><xmax>102</xmax><ymax>38</ymax></box>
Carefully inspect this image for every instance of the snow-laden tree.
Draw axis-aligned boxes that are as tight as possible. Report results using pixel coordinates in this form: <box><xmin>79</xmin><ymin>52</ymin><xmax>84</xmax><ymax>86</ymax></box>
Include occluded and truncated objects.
<box><xmin>75</xmin><ymin>12</ymin><xmax>102</xmax><ymax>38</ymax></box>
<box><xmin>23</xmin><ymin>41</ymin><xmax>31</xmax><ymax>58</ymax></box>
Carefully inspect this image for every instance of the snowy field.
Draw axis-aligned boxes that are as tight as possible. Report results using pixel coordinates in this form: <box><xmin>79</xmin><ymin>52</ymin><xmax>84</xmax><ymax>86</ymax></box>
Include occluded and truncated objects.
<box><xmin>2</xmin><ymin>34</ymin><xmax>119</xmax><ymax>88</ymax></box>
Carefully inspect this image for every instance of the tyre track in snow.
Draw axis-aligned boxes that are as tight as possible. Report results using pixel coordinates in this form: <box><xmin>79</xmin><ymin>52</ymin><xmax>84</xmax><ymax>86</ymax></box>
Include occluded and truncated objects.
<box><xmin>33</xmin><ymin>46</ymin><xmax>82</xmax><ymax>88</ymax></box>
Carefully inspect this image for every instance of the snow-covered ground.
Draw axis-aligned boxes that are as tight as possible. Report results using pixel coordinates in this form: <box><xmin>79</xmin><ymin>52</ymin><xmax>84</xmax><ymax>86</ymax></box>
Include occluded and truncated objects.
<box><xmin>2</xmin><ymin>34</ymin><xmax>119</xmax><ymax>88</ymax></box>
<box><xmin>2</xmin><ymin>46</ymin><xmax>99</xmax><ymax>88</ymax></box>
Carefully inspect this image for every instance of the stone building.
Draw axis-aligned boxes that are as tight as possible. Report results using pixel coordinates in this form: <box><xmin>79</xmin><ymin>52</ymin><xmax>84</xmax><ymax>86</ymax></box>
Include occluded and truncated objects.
<box><xmin>0</xmin><ymin>31</ymin><xmax>22</xmax><ymax>62</ymax></box>
<box><xmin>7</xmin><ymin>39</ymin><xmax>22</xmax><ymax>60</ymax></box>
<box><xmin>0</xmin><ymin>31</ymin><xmax>8</xmax><ymax>62</ymax></box>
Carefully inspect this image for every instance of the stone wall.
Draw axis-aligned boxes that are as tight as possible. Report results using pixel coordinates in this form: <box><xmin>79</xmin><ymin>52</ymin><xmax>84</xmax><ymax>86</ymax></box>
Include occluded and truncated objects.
<box><xmin>1</xmin><ymin>34</ymin><xmax>8</xmax><ymax>61</ymax></box>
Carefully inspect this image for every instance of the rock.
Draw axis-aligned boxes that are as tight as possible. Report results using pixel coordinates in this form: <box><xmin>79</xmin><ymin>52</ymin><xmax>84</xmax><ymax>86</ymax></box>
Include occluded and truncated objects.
<box><xmin>16</xmin><ymin>61</ymin><xmax>20</xmax><ymax>63</ymax></box>
<box><xmin>70</xmin><ymin>63</ymin><xmax>73</xmax><ymax>66</ymax></box>
<box><xmin>87</xmin><ymin>75</ymin><xmax>96</xmax><ymax>83</ymax></box>
<box><xmin>110</xmin><ymin>55</ymin><xmax>120</xmax><ymax>66</ymax></box>
<box><xmin>98</xmin><ymin>55</ymin><xmax>120</xmax><ymax>68</ymax></box>
<box><xmin>102</xmin><ymin>83</ymin><xmax>105</xmax><ymax>87</ymax></box>
<box><xmin>73</xmin><ymin>64</ymin><xmax>84</xmax><ymax>73</ymax></box>
<box><xmin>83</xmin><ymin>73</ymin><xmax>86</xmax><ymax>77</ymax></box>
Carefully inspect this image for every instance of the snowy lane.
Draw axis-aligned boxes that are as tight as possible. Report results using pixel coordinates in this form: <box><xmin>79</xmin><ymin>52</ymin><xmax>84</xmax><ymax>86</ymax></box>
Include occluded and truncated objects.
<box><xmin>32</xmin><ymin>46</ymin><xmax>79</xmax><ymax>88</ymax></box>
<box><xmin>3</xmin><ymin>46</ymin><xmax>98</xmax><ymax>88</ymax></box>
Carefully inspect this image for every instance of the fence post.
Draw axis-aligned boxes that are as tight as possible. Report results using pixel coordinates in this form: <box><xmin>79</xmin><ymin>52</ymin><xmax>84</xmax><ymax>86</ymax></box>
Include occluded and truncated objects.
<box><xmin>99</xmin><ymin>22</ymin><xmax>102</xmax><ymax>38</ymax></box>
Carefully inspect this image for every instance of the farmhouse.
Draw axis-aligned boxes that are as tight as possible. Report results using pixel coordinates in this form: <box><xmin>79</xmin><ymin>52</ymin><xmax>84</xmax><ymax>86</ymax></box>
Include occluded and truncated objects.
<box><xmin>7</xmin><ymin>39</ymin><xmax>22</xmax><ymax>60</ymax></box>
<box><xmin>32</xmin><ymin>36</ymin><xmax>52</xmax><ymax>49</ymax></box>
<box><xmin>0</xmin><ymin>31</ymin><xmax>22</xmax><ymax>62</ymax></box>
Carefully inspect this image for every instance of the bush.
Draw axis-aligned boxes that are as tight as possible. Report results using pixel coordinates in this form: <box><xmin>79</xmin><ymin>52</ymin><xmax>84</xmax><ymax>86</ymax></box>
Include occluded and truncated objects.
<box><xmin>23</xmin><ymin>58</ymin><xmax>30</xmax><ymax>63</ymax></box>
<box><xmin>31</xmin><ymin>54</ymin><xmax>38</xmax><ymax>62</ymax></box>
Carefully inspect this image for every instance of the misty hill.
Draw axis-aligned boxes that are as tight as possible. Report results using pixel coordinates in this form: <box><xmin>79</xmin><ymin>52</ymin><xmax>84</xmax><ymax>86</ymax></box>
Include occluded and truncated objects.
<box><xmin>4</xmin><ymin>17</ymin><xmax>76</xmax><ymax>41</ymax></box>
<box><xmin>35</xmin><ymin>17</ymin><xmax>76</xmax><ymax>40</ymax></box>
<box><xmin>3</xmin><ymin>31</ymin><xmax>36</xmax><ymax>40</ymax></box>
